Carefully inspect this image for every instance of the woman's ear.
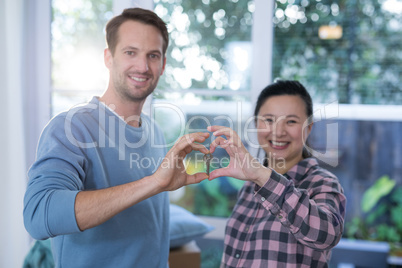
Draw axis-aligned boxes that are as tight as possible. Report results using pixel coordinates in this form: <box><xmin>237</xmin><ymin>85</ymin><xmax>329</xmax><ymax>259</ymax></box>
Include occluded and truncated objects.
<box><xmin>302</xmin><ymin>120</ymin><xmax>313</xmax><ymax>142</ymax></box>
<box><xmin>307</xmin><ymin>122</ymin><xmax>313</xmax><ymax>136</ymax></box>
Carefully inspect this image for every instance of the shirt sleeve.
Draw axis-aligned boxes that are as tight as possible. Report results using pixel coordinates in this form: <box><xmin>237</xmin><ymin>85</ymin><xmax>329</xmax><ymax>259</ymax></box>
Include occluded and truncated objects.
<box><xmin>254</xmin><ymin>168</ymin><xmax>346</xmax><ymax>250</ymax></box>
<box><xmin>23</xmin><ymin>116</ymin><xmax>85</xmax><ymax>240</ymax></box>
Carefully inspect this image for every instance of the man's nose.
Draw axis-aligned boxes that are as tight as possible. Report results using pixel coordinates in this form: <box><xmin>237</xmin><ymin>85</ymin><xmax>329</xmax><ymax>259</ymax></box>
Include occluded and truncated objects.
<box><xmin>135</xmin><ymin>56</ymin><xmax>149</xmax><ymax>72</ymax></box>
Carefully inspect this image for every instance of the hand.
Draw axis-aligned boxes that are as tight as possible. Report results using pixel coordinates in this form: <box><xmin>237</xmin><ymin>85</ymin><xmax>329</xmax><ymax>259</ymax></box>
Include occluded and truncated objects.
<box><xmin>153</xmin><ymin>132</ymin><xmax>210</xmax><ymax>191</ymax></box>
<box><xmin>208</xmin><ymin>126</ymin><xmax>271</xmax><ymax>186</ymax></box>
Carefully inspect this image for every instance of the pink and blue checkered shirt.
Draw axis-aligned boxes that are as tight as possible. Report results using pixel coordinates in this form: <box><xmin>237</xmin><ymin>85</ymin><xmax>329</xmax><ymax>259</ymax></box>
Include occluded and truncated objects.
<box><xmin>221</xmin><ymin>158</ymin><xmax>346</xmax><ymax>268</ymax></box>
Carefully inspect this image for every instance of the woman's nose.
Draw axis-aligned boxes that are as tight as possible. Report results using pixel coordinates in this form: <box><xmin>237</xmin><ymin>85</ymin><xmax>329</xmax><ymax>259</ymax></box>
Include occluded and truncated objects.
<box><xmin>273</xmin><ymin>120</ymin><xmax>286</xmax><ymax>137</ymax></box>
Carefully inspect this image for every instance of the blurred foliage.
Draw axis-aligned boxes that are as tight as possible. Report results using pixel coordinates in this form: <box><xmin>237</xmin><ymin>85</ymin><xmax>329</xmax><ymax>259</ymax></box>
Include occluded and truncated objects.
<box><xmin>346</xmin><ymin>175</ymin><xmax>402</xmax><ymax>256</ymax></box>
<box><xmin>273</xmin><ymin>0</ymin><xmax>402</xmax><ymax>104</ymax></box>
<box><xmin>174</xmin><ymin>176</ymin><xmax>244</xmax><ymax>217</ymax></box>
<box><xmin>361</xmin><ymin>175</ymin><xmax>396</xmax><ymax>212</ymax></box>
<box><xmin>154</xmin><ymin>0</ymin><xmax>253</xmax><ymax>93</ymax></box>
<box><xmin>52</xmin><ymin>0</ymin><xmax>402</xmax><ymax>104</ymax></box>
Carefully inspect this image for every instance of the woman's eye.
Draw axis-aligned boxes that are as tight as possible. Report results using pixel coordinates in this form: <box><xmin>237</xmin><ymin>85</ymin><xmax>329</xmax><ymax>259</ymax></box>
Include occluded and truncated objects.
<box><xmin>287</xmin><ymin>120</ymin><xmax>297</xmax><ymax>124</ymax></box>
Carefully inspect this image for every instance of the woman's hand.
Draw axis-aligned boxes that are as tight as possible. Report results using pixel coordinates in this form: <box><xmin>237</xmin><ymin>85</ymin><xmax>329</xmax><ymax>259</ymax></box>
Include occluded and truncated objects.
<box><xmin>208</xmin><ymin>126</ymin><xmax>271</xmax><ymax>187</ymax></box>
<box><xmin>153</xmin><ymin>132</ymin><xmax>210</xmax><ymax>192</ymax></box>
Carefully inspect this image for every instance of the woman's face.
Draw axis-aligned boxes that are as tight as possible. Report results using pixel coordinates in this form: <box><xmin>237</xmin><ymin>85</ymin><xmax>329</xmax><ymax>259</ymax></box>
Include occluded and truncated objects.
<box><xmin>257</xmin><ymin>95</ymin><xmax>312</xmax><ymax>170</ymax></box>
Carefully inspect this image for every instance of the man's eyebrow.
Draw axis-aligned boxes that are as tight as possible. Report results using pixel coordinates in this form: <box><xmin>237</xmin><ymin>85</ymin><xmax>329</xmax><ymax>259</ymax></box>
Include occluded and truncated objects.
<box><xmin>148</xmin><ymin>49</ymin><xmax>162</xmax><ymax>55</ymax></box>
<box><xmin>121</xmin><ymin>46</ymin><xmax>138</xmax><ymax>51</ymax></box>
<box><xmin>121</xmin><ymin>46</ymin><xmax>162</xmax><ymax>55</ymax></box>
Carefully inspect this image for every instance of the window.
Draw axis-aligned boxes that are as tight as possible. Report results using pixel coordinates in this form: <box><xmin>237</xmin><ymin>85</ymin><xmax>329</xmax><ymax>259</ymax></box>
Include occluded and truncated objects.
<box><xmin>153</xmin><ymin>0</ymin><xmax>254</xmax><ymax>101</ymax></box>
<box><xmin>153</xmin><ymin>0</ymin><xmax>257</xmax><ymax>217</ymax></box>
<box><xmin>46</xmin><ymin>0</ymin><xmax>401</xmax><ymax>218</ymax></box>
<box><xmin>51</xmin><ymin>0</ymin><xmax>113</xmax><ymax>115</ymax></box>
<box><xmin>272</xmin><ymin>0</ymin><xmax>402</xmax><ymax>105</ymax></box>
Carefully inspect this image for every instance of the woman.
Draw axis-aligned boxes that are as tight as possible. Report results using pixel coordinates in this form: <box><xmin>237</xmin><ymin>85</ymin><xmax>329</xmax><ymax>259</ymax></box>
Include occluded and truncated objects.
<box><xmin>208</xmin><ymin>80</ymin><xmax>346</xmax><ymax>268</ymax></box>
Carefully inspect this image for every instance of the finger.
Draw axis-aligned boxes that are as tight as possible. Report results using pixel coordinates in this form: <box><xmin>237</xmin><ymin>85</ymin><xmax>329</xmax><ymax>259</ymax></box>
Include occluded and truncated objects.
<box><xmin>190</xmin><ymin>131</ymin><xmax>210</xmax><ymax>141</ymax></box>
<box><xmin>187</xmin><ymin>132</ymin><xmax>210</xmax><ymax>147</ymax></box>
<box><xmin>185</xmin><ymin>172</ymin><xmax>209</xmax><ymax>185</ymax></box>
<box><xmin>208</xmin><ymin>125</ymin><xmax>235</xmax><ymax>137</ymax></box>
<box><xmin>174</xmin><ymin>132</ymin><xmax>210</xmax><ymax>154</ymax></box>
<box><xmin>186</xmin><ymin>134</ymin><xmax>210</xmax><ymax>154</ymax></box>
<box><xmin>185</xmin><ymin>142</ymin><xmax>209</xmax><ymax>155</ymax></box>
<box><xmin>207</xmin><ymin>125</ymin><xmax>227</xmax><ymax>133</ymax></box>
<box><xmin>208</xmin><ymin>167</ymin><xmax>231</xmax><ymax>181</ymax></box>
<box><xmin>210</xmin><ymin>136</ymin><xmax>243</xmax><ymax>157</ymax></box>
<box><xmin>209</xmin><ymin>126</ymin><xmax>242</xmax><ymax>147</ymax></box>
<box><xmin>209</xmin><ymin>136</ymin><xmax>227</xmax><ymax>153</ymax></box>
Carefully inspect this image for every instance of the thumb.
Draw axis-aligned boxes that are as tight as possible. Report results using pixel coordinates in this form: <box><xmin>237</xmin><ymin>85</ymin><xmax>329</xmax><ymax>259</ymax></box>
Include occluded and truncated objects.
<box><xmin>208</xmin><ymin>168</ymin><xmax>228</xmax><ymax>181</ymax></box>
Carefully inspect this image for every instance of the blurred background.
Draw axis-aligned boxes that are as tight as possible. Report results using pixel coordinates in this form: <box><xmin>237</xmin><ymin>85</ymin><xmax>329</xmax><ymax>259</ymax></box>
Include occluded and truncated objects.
<box><xmin>1</xmin><ymin>0</ymin><xmax>401</xmax><ymax>267</ymax></box>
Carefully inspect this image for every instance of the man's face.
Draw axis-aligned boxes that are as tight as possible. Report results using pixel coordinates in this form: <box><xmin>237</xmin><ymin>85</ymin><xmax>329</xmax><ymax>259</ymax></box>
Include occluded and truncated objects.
<box><xmin>105</xmin><ymin>20</ymin><xmax>166</xmax><ymax>102</ymax></box>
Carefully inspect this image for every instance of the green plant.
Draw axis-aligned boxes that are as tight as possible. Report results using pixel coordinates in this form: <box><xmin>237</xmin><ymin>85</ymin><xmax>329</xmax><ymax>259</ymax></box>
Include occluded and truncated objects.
<box><xmin>346</xmin><ymin>175</ymin><xmax>402</xmax><ymax>256</ymax></box>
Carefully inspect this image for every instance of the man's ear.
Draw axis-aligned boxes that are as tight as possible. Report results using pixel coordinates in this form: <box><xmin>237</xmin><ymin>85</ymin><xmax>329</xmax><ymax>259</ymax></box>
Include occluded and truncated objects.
<box><xmin>160</xmin><ymin>56</ymin><xmax>166</xmax><ymax>75</ymax></box>
<box><xmin>104</xmin><ymin>48</ymin><xmax>112</xmax><ymax>69</ymax></box>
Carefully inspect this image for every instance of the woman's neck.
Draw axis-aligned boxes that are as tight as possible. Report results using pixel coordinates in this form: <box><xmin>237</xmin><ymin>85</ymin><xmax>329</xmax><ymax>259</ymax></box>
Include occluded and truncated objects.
<box><xmin>268</xmin><ymin>156</ymin><xmax>303</xmax><ymax>175</ymax></box>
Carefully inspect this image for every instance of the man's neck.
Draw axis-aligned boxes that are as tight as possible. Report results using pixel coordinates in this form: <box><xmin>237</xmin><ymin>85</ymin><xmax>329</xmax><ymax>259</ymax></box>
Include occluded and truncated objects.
<box><xmin>98</xmin><ymin>93</ymin><xmax>144</xmax><ymax>128</ymax></box>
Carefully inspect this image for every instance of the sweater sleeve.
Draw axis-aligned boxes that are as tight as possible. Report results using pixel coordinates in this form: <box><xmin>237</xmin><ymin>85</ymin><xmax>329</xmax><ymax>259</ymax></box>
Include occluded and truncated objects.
<box><xmin>23</xmin><ymin>116</ymin><xmax>86</xmax><ymax>240</ymax></box>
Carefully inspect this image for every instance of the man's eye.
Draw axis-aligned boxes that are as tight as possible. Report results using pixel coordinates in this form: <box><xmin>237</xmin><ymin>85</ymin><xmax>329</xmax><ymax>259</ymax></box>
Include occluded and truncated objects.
<box><xmin>125</xmin><ymin>51</ymin><xmax>134</xmax><ymax>56</ymax></box>
<box><xmin>149</xmin><ymin>54</ymin><xmax>160</xmax><ymax>59</ymax></box>
<box><xmin>287</xmin><ymin>120</ymin><xmax>297</xmax><ymax>124</ymax></box>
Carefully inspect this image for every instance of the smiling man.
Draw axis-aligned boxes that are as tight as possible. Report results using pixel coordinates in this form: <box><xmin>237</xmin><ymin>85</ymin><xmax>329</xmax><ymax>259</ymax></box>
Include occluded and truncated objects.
<box><xmin>23</xmin><ymin>8</ymin><xmax>209</xmax><ymax>267</ymax></box>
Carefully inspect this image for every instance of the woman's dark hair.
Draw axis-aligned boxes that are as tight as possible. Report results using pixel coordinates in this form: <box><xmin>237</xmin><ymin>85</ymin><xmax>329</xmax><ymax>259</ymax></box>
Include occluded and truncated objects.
<box><xmin>254</xmin><ymin>79</ymin><xmax>313</xmax><ymax>159</ymax></box>
<box><xmin>106</xmin><ymin>8</ymin><xmax>169</xmax><ymax>56</ymax></box>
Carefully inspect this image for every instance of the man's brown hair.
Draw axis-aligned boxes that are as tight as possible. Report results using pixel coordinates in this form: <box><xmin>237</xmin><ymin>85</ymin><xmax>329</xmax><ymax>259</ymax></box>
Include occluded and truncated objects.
<box><xmin>106</xmin><ymin>8</ymin><xmax>169</xmax><ymax>56</ymax></box>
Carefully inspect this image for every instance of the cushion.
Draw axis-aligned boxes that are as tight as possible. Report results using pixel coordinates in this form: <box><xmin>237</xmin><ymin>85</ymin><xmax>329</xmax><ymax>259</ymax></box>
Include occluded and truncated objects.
<box><xmin>169</xmin><ymin>204</ymin><xmax>214</xmax><ymax>248</ymax></box>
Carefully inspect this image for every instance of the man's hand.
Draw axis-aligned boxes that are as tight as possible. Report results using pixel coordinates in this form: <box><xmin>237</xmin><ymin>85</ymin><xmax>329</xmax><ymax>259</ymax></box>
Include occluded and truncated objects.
<box><xmin>152</xmin><ymin>132</ymin><xmax>210</xmax><ymax>191</ymax></box>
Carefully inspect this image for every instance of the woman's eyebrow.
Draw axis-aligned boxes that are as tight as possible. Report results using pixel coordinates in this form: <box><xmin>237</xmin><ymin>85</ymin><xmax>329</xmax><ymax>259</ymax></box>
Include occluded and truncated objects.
<box><xmin>286</xmin><ymin>114</ymin><xmax>301</xmax><ymax>119</ymax></box>
<box><xmin>260</xmin><ymin>114</ymin><xmax>300</xmax><ymax>119</ymax></box>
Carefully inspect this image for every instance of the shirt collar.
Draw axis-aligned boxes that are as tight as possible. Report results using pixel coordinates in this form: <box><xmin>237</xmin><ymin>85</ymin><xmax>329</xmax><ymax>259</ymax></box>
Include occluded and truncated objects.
<box><xmin>284</xmin><ymin>157</ymin><xmax>319</xmax><ymax>182</ymax></box>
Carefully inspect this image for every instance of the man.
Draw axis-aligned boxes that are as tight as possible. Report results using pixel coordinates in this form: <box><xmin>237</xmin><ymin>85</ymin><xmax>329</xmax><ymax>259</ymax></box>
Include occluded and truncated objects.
<box><xmin>23</xmin><ymin>8</ymin><xmax>209</xmax><ymax>267</ymax></box>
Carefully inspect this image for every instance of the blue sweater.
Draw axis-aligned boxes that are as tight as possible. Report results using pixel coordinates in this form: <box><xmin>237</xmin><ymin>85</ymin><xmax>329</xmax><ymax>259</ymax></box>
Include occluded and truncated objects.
<box><xmin>23</xmin><ymin>97</ymin><xmax>169</xmax><ymax>267</ymax></box>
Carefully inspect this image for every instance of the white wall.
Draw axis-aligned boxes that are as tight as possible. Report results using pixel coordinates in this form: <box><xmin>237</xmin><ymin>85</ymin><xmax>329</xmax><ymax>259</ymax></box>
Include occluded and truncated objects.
<box><xmin>0</xmin><ymin>0</ymin><xmax>31</xmax><ymax>266</ymax></box>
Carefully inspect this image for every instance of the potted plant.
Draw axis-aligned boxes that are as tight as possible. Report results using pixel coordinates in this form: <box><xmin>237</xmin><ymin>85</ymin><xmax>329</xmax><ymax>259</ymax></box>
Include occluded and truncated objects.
<box><xmin>346</xmin><ymin>175</ymin><xmax>402</xmax><ymax>260</ymax></box>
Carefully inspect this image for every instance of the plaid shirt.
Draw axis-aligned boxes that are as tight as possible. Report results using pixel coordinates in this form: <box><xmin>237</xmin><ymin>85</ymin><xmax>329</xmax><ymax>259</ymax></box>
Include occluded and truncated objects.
<box><xmin>221</xmin><ymin>158</ymin><xmax>346</xmax><ymax>268</ymax></box>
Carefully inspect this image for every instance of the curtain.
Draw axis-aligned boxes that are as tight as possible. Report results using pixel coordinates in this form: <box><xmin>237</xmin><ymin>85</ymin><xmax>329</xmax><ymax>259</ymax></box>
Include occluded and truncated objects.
<box><xmin>0</xmin><ymin>0</ymin><xmax>31</xmax><ymax>266</ymax></box>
